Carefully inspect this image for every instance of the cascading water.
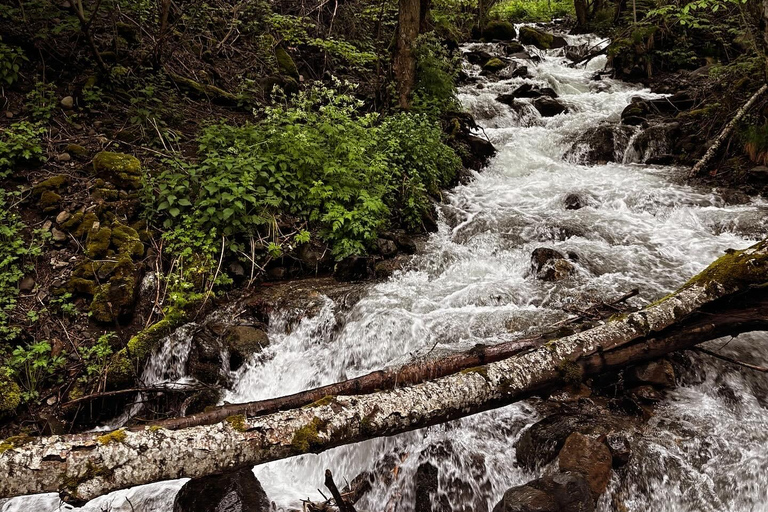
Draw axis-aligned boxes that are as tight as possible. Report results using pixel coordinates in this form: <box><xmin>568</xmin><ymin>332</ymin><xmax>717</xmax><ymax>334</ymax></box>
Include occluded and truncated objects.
<box><xmin>5</xmin><ymin>29</ymin><xmax>768</xmax><ymax>512</ymax></box>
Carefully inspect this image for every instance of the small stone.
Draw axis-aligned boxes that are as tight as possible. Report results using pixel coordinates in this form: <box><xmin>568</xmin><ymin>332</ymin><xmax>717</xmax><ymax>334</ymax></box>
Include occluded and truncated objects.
<box><xmin>51</xmin><ymin>228</ymin><xmax>68</xmax><ymax>242</ymax></box>
<box><xmin>376</xmin><ymin>238</ymin><xmax>398</xmax><ymax>256</ymax></box>
<box><xmin>56</xmin><ymin>153</ymin><xmax>72</xmax><ymax>162</ymax></box>
<box><xmin>4</xmin><ymin>111</ymin><xmax>13</xmax><ymax>118</ymax></box>
<box><xmin>61</xmin><ymin>96</ymin><xmax>75</xmax><ymax>109</ymax></box>
<box><xmin>46</xmin><ymin>396</ymin><xmax>58</xmax><ymax>406</ymax></box>
<box><xmin>19</xmin><ymin>276</ymin><xmax>35</xmax><ymax>292</ymax></box>
<box><xmin>42</xmin><ymin>220</ymin><xmax>53</xmax><ymax>231</ymax></box>
<box><xmin>56</xmin><ymin>211</ymin><xmax>71</xmax><ymax>224</ymax></box>
<box><xmin>50</xmin><ymin>259</ymin><xmax>69</xmax><ymax>269</ymax></box>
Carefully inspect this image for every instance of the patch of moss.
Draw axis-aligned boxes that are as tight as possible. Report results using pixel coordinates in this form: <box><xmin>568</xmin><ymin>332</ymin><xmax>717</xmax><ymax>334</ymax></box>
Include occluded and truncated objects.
<box><xmin>66</xmin><ymin>277</ymin><xmax>98</xmax><ymax>295</ymax></box>
<box><xmin>482</xmin><ymin>58</ymin><xmax>507</xmax><ymax>72</ymax></box>
<box><xmin>32</xmin><ymin>175</ymin><xmax>69</xmax><ymax>195</ymax></box>
<box><xmin>149</xmin><ymin>425</ymin><xmax>163</xmax><ymax>432</ymax></box>
<box><xmin>290</xmin><ymin>417</ymin><xmax>327</xmax><ymax>453</ymax></box>
<box><xmin>92</xmin><ymin>151</ymin><xmax>142</xmax><ymax>190</ymax></box>
<box><xmin>275</xmin><ymin>47</ymin><xmax>299</xmax><ymax>78</ymax></box>
<box><xmin>226</xmin><ymin>414</ymin><xmax>248</xmax><ymax>432</ymax></box>
<box><xmin>96</xmin><ymin>428</ymin><xmax>127</xmax><ymax>445</ymax></box>
<box><xmin>558</xmin><ymin>359</ymin><xmax>584</xmax><ymax>385</ymax></box>
<box><xmin>108</xmin><ymin>306</ymin><xmax>190</xmax><ymax>387</ymax></box>
<box><xmin>518</xmin><ymin>26</ymin><xmax>553</xmax><ymax>49</ymax></box>
<box><xmin>0</xmin><ymin>433</ymin><xmax>33</xmax><ymax>453</ymax></box>
<box><xmin>39</xmin><ymin>190</ymin><xmax>62</xmax><ymax>212</ymax></box>
<box><xmin>85</xmin><ymin>225</ymin><xmax>112</xmax><ymax>258</ymax></box>
<box><xmin>303</xmin><ymin>395</ymin><xmax>337</xmax><ymax>408</ymax></box>
<box><xmin>60</xmin><ymin>211</ymin><xmax>84</xmax><ymax>231</ymax></box>
<box><xmin>66</xmin><ymin>144</ymin><xmax>89</xmax><ymax>157</ymax></box>
<box><xmin>460</xmin><ymin>366</ymin><xmax>489</xmax><ymax>380</ymax></box>
<box><xmin>111</xmin><ymin>222</ymin><xmax>144</xmax><ymax>258</ymax></box>
<box><xmin>0</xmin><ymin>376</ymin><xmax>21</xmax><ymax>414</ymax></box>
<box><xmin>73</xmin><ymin>212</ymin><xmax>99</xmax><ymax>237</ymax></box>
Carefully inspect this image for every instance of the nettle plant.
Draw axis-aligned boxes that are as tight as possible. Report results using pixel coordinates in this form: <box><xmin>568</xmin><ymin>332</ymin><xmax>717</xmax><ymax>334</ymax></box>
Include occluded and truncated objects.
<box><xmin>0</xmin><ymin>41</ymin><xmax>26</xmax><ymax>86</ymax></box>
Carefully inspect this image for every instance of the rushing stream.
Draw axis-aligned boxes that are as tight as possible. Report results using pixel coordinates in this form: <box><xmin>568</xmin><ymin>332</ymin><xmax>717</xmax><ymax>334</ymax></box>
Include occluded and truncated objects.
<box><xmin>5</xmin><ymin>29</ymin><xmax>768</xmax><ymax>512</ymax></box>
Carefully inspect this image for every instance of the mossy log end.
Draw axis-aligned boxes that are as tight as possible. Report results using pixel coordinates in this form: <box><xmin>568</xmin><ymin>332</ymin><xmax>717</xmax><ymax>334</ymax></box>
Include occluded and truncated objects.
<box><xmin>2</xmin><ymin>240</ymin><xmax>768</xmax><ymax>502</ymax></box>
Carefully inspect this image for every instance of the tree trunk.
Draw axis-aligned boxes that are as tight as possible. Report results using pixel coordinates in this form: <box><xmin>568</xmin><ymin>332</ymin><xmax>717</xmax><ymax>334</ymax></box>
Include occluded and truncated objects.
<box><xmin>394</xmin><ymin>0</ymin><xmax>420</xmax><ymax>109</ymax></box>
<box><xmin>574</xmin><ymin>0</ymin><xmax>589</xmax><ymax>30</ymax></box>
<box><xmin>2</xmin><ymin>241</ymin><xmax>768</xmax><ymax>503</ymax></box>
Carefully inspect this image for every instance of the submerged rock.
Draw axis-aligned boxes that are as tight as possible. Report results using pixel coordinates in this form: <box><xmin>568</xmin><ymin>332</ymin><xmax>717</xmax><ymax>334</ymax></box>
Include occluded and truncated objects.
<box><xmin>564</xmin><ymin>124</ymin><xmax>634</xmax><ymax>164</ymax></box>
<box><xmin>173</xmin><ymin>468</ymin><xmax>271</xmax><ymax>512</ymax></box>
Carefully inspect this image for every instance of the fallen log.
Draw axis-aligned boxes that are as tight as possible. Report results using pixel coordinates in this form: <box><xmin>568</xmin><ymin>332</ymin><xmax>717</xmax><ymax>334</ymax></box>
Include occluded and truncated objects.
<box><xmin>2</xmin><ymin>240</ymin><xmax>768</xmax><ymax>503</ymax></box>
<box><xmin>688</xmin><ymin>83</ymin><xmax>768</xmax><ymax>178</ymax></box>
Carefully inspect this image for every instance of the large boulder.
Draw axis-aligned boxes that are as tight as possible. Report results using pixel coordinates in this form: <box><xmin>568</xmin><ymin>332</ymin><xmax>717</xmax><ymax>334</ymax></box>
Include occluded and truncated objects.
<box><xmin>532</xmin><ymin>97</ymin><xmax>567</xmax><ymax>117</ymax></box>
<box><xmin>492</xmin><ymin>473</ymin><xmax>594</xmax><ymax>512</ymax></box>
<box><xmin>516</xmin><ymin>414</ymin><xmax>610</xmax><ymax>469</ymax></box>
<box><xmin>483</xmin><ymin>20</ymin><xmax>517</xmax><ymax>40</ymax></box>
<box><xmin>557</xmin><ymin>433</ymin><xmax>613</xmax><ymax>498</ymax></box>
<box><xmin>625</xmin><ymin>359</ymin><xmax>675</xmax><ymax>389</ymax></box>
<box><xmin>465</xmin><ymin>49</ymin><xmax>495</xmax><ymax>66</ymax></box>
<box><xmin>564</xmin><ymin>124</ymin><xmax>634</xmax><ymax>164</ymax></box>
<box><xmin>173</xmin><ymin>468</ymin><xmax>271</xmax><ymax>512</ymax></box>
<box><xmin>518</xmin><ymin>26</ymin><xmax>555</xmax><ymax>49</ymax></box>
<box><xmin>92</xmin><ymin>151</ymin><xmax>142</xmax><ymax>190</ymax></box>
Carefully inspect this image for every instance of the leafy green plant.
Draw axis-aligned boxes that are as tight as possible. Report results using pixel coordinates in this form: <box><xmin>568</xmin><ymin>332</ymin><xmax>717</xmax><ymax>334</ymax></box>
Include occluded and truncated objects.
<box><xmin>413</xmin><ymin>33</ymin><xmax>462</xmax><ymax>115</ymax></box>
<box><xmin>78</xmin><ymin>333</ymin><xmax>114</xmax><ymax>386</ymax></box>
<box><xmin>0</xmin><ymin>122</ymin><xmax>46</xmax><ymax>178</ymax></box>
<box><xmin>50</xmin><ymin>292</ymin><xmax>78</xmax><ymax>317</ymax></box>
<box><xmin>26</xmin><ymin>82</ymin><xmax>57</xmax><ymax>122</ymax></box>
<box><xmin>491</xmin><ymin>0</ymin><xmax>573</xmax><ymax>22</ymax></box>
<box><xmin>8</xmin><ymin>340</ymin><xmax>66</xmax><ymax>402</ymax></box>
<box><xmin>0</xmin><ymin>41</ymin><xmax>27</xmax><ymax>85</ymax></box>
<box><xmin>0</xmin><ymin>189</ymin><xmax>31</xmax><ymax>341</ymax></box>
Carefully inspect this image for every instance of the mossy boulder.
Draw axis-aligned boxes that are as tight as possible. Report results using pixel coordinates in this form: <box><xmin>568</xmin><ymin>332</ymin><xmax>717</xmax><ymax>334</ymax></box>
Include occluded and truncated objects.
<box><xmin>66</xmin><ymin>144</ymin><xmax>89</xmax><ymax>158</ymax></box>
<box><xmin>111</xmin><ymin>222</ymin><xmax>144</xmax><ymax>258</ymax></box>
<box><xmin>275</xmin><ymin>47</ymin><xmax>299</xmax><ymax>78</ymax></box>
<box><xmin>31</xmin><ymin>175</ymin><xmax>69</xmax><ymax>195</ymax></box>
<box><xmin>483</xmin><ymin>58</ymin><xmax>509</xmax><ymax>72</ymax></box>
<box><xmin>0</xmin><ymin>376</ymin><xmax>21</xmax><ymax>415</ymax></box>
<box><xmin>483</xmin><ymin>20</ymin><xmax>516</xmax><ymax>41</ymax></box>
<box><xmin>519</xmin><ymin>26</ymin><xmax>554</xmax><ymax>50</ymax></box>
<box><xmin>39</xmin><ymin>190</ymin><xmax>62</xmax><ymax>213</ymax></box>
<box><xmin>86</xmin><ymin>224</ymin><xmax>112</xmax><ymax>258</ymax></box>
<box><xmin>90</xmin><ymin>272</ymin><xmax>136</xmax><ymax>323</ymax></box>
<box><xmin>92</xmin><ymin>151</ymin><xmax>142</xmax><ymax>190</ymax></box>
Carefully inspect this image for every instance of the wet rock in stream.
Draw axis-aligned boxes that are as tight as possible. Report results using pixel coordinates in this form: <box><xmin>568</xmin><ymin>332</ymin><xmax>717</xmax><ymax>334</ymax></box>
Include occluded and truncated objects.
<box><xmin>531</xmin><ymin>248</ymin><xmax>575</xmax><ymax>281</ymax></box>
<box><xmin>492</xmin><ymin>473</ymin><xmax>594</xmax><ymax>512</ymax></box>
<box><xmin>173</xmin><ymin>468</ymin><xmax>271</xmax><ymax>512</ymax></box>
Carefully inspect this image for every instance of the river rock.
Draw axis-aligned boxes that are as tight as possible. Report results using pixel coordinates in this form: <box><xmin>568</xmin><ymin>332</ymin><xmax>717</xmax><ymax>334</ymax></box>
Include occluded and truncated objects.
<box><xmin>173</xmin><ymin>468</ymin><xmax>271</xmax><ymax>512</ymax></box>
<box><xmin>531</xmin><ymin>248</ymin><xmax>574</xmax><ymax>281</ymax></box>
<box><xmin>483</xmin><ymin>20</ymin><xmax>516</xmax><ymax>40</ymax></box>
<box><xmin>749</xmin><ymin>165</ymin><xmax>768</xmax><ymax>181</ymax></box>
<box><xmin>564</xmin><ymin>193</ymin><xmax>585</xmax><ymax>210</ymax></box>
<box><xmin>550</xmin><ymin>35</ymin><xmax>568</xmax><ymax>49</ymax></box>
<box><xmin>465</xmin><ymin>49</ymin><xmax>495</xmax><ymax>66</ymax></box>
<box><xmin>483</xmin><ymin>57</ymin><xmax>510</xmax><ymax>73</ymax></box>
<box><xmin>605</xmin><ymin>433</ymin><xmax>631</xmax><ymax>467</ymax></box>
<box><xmin>492</xmin><ymin>473</ymin><xmax>594</xmax><ymax>512</ymax></box>
<box><xmin>564</xmin><ymin>124</ymin><xmax>634</xmax><ymax>164</ymax></box>
<box><xmin>518</xmin><ymin>26</ymin><xmax>555</xmax><ymax>49</ymax></box>
<box><xmin>511</xmin><ymin>83</ymin><xmax>558</xmax><ymax>99</ymax></box>
<box><xmin>557</xmin><ymin>433</ymin><xmax>612</xmax><ymax>498</ymax></box>
<box><xmin>532</xmin><ymin>97</ymin><xmax>567</xmax><ymax>117</ymax></box>
<box><xmin>626</xmin><ymin>358</ymin><xmax>675</xmax><ymax>389</ymax></box>
<box><xmin>516</xmin><ymin>414</ymin><xmax>615</xmax><ymax>469</ymax></box>
<box><xmin>227</xmin><ymin>325</ymin><xmax>270</xmax><ymax>371</ymax></box>
<box><xmin>504</xmin><ymin>41</ymin><xmax>525</xmax><ymax>54</ymax></box>
<box><xmin>376</xmin><ymin>237</ymin><xmax>398</xmax><ymax>256</ymax></box>
<box><xmin>415</xmin><ymin>462</ymin><xmax>447</xmax><ymax>512</ymax></box>
<box><xmin>60</xmin><ymin>96</ymin><xmax>75</xmax><ymax>109</ymax></box>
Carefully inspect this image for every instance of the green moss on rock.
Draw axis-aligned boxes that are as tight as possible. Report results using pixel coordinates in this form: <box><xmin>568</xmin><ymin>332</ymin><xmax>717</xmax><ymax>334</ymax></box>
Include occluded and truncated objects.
<box><xmin>483</xmin><ymin>20</ymin><xmax>516</xmax><ymax>41</ymax></box>
<box><xmin>0</xmin><ymin>376</ymin><xmax>21</xmax><ymax>415</ymax></box>
<box><xmin>92</xmin><ymin>151</ymin><xmax>142</xmax><ymax>190</ymax></box>
<box><xmin>111</xmin><ymin>222</ymin><xmax>144</xmax><ymax>258</ymax></box>
<box><xmin>226</xmin><ymin>414</ymin><xmax>248</xmax><ymax>432</ymax></box>
<box><xmin>519</xmin><ymin>26</ymin><xmax>554</xmax><ymax>49</ymax></box>
<box><xmin>275</xmin><ymin>47</ymin><xmax>299</xmax><ymax>78</ymax></box>
<box><xmin>74</xmin><ymin>212</ymin><xmax>99</xmax><ymax>237</ymax></box>
<box><xmin>39</xmin><ymin>190</ymin><xmax>62</xmax><ymax>212</ymax></box>
<box><xmin>32</xmin><ymin>175</ymin><xmax>69</xmax><ymax>195</ymax></box>
<box><xmin>86</xmin><ymin>225</ymin><xmax>112</xmax><ymax>258</ymax></box>
<box><xmin>483</xmin><ymin>58</ymin><xmax>508</xmax><ymax>72</ymax></box>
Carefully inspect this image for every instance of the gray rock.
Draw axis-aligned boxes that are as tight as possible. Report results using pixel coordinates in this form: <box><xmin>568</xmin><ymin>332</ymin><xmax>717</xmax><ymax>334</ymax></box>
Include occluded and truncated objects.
<box><xmin>492</xmin><ymin>473</ymin><xmax>594</xmax><ymax>512</ymax></box>
<box><xmin>19</xmin><ymin>276</ymin><xmax>35</xmax><ymax>292</ymax></box>
<box><xmin>51</xmin><ymin>228</ymin><xmax>68</xmax><ymax>242</ymax></box>
<box><xmin>56</xmin><ymin>211</ymin><xmax>71</xmax><ymax>224</ymax></box>
<box><xmin>531</xmin><ymin>248</ymin><xmax>574</xmax><ymax>281</ymax></box>
<box><xmin>61</xmin><ymin>96</ymin><xmax>75</xmax><ymax>109</ymax></box>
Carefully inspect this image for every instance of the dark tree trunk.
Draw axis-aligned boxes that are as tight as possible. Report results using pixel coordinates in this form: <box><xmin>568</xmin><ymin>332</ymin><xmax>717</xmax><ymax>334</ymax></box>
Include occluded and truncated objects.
<box><xmin>394</xmin><ymin>0</ymin><xmax>421</xmax><ymax>109</ymax></box>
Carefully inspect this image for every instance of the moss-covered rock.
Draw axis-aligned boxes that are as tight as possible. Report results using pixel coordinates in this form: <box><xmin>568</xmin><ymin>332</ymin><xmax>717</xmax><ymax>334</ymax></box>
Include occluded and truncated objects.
<box><xmin>86</xmin><ymin>224</ymin><xmax>112</xmax><ymax>258</ymax></box>
<box><xmin>483</xmin><ymin>20</ymin><xmax>516</xmax><ymax>41</ymax></box>
<box><xmin>39</xmin><ymin>190</ymin><xmax>62</xmax><ymax>212</ymax></box>
<box><xmin>90</xmin><ymin>271</ymin><xmax>136</xmax><ymax>323</ymax></box>
<box><xmin>66</xmin><ymin>144</ymin><xmax>89</xmax><ymax>158</ymax></box>
<box><xmin>0</xmin><ymin>376</ymin><xmax>21</xmax><ymax>415</ymax></box>
<box><xmin>92</xmin><ymin>151</ymin><xmax>143</xmax><ymax>190</ymax></box>
<box><xmin>73</xmin><ymin>212</ymin><xmax>99</xmax><ymax>237</ymax></box>
<box><xmin>483</xmin><ymin>58</ymin><xmax>509</xmax><ymax>72</ymax></box>
<box><xmin>519</xmin><ymin>26</ymin><xmax>554</xmax><ymax>50</ymax></box>
<box><xmin>66</xmin><ymin>277</ymin><xmax>98</xmax><ymax>295</ymax></box>
<box><xmin>92</xmin><ymin>188</ymin><xmax>120</xmax><ymax>201</ymax></box>
<box><xmin>111</xmin><ymin>222</ymin><xmax>144</xmax><ymax>258</ymax></box>
<box><xmin>31</xmin><ymin>175</ymin><xmax>69</xmax><ymax>195</ymax></box>
<box><xmin>59</xmin><ymin>211</ymin><xmax>84</xmax><ymax>231</ymax></box>
<box><xmin>275</xmin><ymin>47</ymin><xmax>299</xmax><ymax>78</ymax></box>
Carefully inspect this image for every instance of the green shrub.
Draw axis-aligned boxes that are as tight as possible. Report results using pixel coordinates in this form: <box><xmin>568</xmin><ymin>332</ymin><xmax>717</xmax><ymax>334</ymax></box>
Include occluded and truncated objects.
<box><xmin>413</xmin><ymin>33</ymin><xmax>462</xmax><ymax>115</ymax></box>
<box><xmin>6</xmin><ymin>340</ymin><xmax>65</xmax><ymax>402</ymax></box>
<box><xmin>0</xmin><ymin>41</ymin><xmax>26</xmax><ymax>86</ymax></box>
<box><xmin>0</xmin><ymin>122</ymin><xmax>46</xmax><ymax>178</ymax></box>
<box><xmin>491</xmin><ymin>0</ymin><xmax>573</xmax><ymax>22</ymax></box>
<box><xmin>149</xmin><ymin>81</ymin><xmax>460</xmax><ymax>262</ymax></box>
<box><xmin>25</xmin><ymin>82</ymin><xmax>57</xmax><ymax>122</ymax></box>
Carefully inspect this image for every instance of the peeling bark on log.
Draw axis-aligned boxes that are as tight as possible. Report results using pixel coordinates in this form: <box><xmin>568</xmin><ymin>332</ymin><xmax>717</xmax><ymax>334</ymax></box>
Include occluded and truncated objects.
<box><xmin>2</xmin><ymin>240</ymin><xmax>768</xmax><ymax>503</ymax></box>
